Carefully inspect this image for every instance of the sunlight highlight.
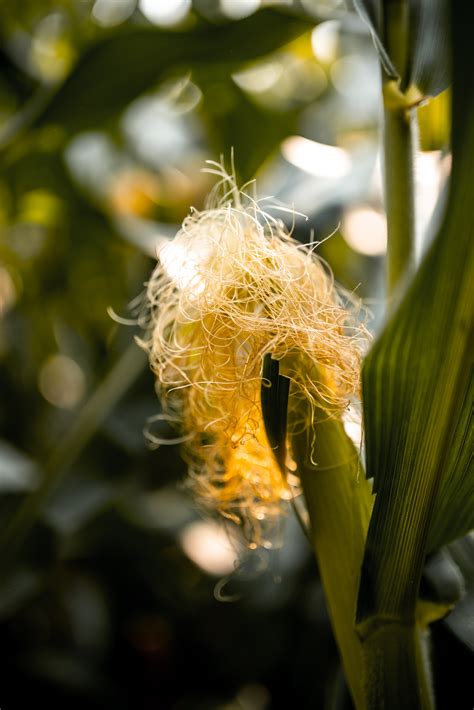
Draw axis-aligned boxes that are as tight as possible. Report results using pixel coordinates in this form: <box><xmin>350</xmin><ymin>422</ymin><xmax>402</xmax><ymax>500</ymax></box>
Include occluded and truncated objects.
<box><xmin>38</xmin><ymin>354</ymin><xmax>86</xmax><ymax>409</ymax></box>
<box><xmin>281</xmin><ymin>136</ymin><xmax>351</xmax><ymax>178</ymax></box>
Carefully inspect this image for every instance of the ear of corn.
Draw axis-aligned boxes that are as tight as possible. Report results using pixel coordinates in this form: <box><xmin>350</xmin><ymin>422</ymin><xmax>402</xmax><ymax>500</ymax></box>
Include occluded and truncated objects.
<box><xmin>139</xmin><ymin>164</ymin><xmax>369</xmax><ymax>547</ymax></box>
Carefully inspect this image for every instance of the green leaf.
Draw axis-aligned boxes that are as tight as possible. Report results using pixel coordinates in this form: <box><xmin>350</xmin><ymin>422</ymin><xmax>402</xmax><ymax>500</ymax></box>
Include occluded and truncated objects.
<box><xmin>260</xmin><ymin>355</ymin><xmax>290</xmax><ymax>471</ymax></box>
<box><xmin>352</xmin><ymin>0</ymin><xmax>398</xmax><ymax>79</ymax></box>
<box><xmin>292</xmin><ymin>413</ymin><xmax>373</xmax><ymax>710</ymax></box>
<box><xmin>16</xmin><ymin>10</ymin><xmax>312</xmax><ymax>137</ymax></box>
<box><xmin>352</xmin><ymin>0</ymin><xmax>449</xmax><ymax>96</ymax></box>
<box><xmin>427</xmin><ymin>373</ymin><xmax>473</xmax><ymax>553</ymax></box>
<box><xmin>260</xmin><ymin>359</ymin><xmax>373</xmax><ymax>708</ymax></box>
<box><xmin>357</xmin><ymin>0</ymin><xmax>474</xmax><ymax>633</ymax></box>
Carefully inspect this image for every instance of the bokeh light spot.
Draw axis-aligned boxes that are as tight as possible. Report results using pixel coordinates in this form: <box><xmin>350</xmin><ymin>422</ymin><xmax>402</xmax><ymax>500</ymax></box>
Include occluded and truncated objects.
<box><xmin>342</xmin><ymin>206</ymin><xmax>387</xmax><ymax>256</ymax></box>
<box><xmin>233</xmin><ymin>61</ymin><xmax>283</xmax><ymax>94</ymax></box>
<box><xmin>220</xmin><ymin>0</ymin><xmax>260</xmax><ymax>20</ymax></box>
<box><xmin>138</xmin><ymin>0</ymin><xmax>191</xmax><ymax>26</ymax></box>
<box><xmin>92</xmin><ymin>0</ymin><xmax>136</xmax><ymax>26</ymax></box>
<box><xmin>331</xmin><ymin>54</ymin><xmax>371</xmax><ymax>97</ymax></box>
<box><xmin>311</xmin><ymin>20</ymin><xmax>340</xmax><ymax>64</ymax></box>
<box><xmin>0</xmin><ymin>267</ymin><xmax>18</xmax><ymax>316</ymax></box>
<box><xmin>38</xmin><ymin>354</ymin><xmax>86</xmax><ymax>409</ymax></box>
<box><xmin>180</xmin><ymin>521</ymin><xmax>238</xmax><ymax>576</ymax></box>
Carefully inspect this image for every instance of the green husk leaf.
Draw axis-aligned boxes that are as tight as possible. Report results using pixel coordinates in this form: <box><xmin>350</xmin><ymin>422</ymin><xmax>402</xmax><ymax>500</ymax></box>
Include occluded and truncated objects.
<box><xmin>260</xmin><ymin>358</ymin><xmax>373</xmax><ymax>708</ymax></box>
<box><xmin>292</xmin><ymin>414</ymin><xmax>373</xmax><ymax>710</ymax></box>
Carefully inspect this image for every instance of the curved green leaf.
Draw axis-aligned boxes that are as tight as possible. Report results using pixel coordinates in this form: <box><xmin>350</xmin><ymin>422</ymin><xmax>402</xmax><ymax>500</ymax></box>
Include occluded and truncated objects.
<box><xmin>293</xmin><ymin>415</ymin><xmax>373</xmax><ymax>710</ymax></box>
<box><xmin>261</xmin><ymin>359</ymin><xmax>373</xmax><ymax>709</ymax></box>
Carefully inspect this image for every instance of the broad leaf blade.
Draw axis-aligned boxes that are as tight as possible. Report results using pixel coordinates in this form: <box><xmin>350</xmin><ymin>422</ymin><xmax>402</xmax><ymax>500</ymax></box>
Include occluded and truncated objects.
<box><xmin>427</xmin><ymin>373</ymin><xmax>473</xmax><ymax>553</ymax></box>
<box><xmin>357</xmin><ymin>2</ymin><xmax>474</xmax><ymax>629</ymax></box>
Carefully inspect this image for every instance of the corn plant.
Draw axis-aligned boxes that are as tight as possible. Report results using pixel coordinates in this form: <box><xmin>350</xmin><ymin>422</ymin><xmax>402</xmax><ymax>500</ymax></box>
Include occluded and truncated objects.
<box><xmin>0</xmin><ymin>2</ymin><xmax>471</xmax><ymax>708</ymax></box>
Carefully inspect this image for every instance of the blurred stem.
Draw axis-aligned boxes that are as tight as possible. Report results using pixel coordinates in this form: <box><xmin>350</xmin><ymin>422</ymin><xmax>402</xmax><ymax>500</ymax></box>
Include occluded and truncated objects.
<box><xmin>382</xmin><ymin>0</ymin><xmax>417</xmax><ymax>299</ymax></box>
<box><xmin>0</xmin><ymin>343</ymin><xmax>147</xmax><ymax>568</ymax></box>
<box><xmin>0</xmin><ymin>86</ymin><xmax>57</xmax><ymax>165</ymax></box>
<box><xmin>383</xmin><ymin>100</ymin><xmax>417</xmax><ymax>297</ymax></box>
<box><xmin>292</xmin><ymin>413</ymin><xmax>373</xmax><ymax>710</ymax></box>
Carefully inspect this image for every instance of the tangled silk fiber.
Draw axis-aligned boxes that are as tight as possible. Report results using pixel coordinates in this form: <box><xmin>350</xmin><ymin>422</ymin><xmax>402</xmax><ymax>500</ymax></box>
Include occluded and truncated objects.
<box><xmin>138</xmin><ymin>161</ymin><xmax>369</xmax><ymax>546</ymax></box>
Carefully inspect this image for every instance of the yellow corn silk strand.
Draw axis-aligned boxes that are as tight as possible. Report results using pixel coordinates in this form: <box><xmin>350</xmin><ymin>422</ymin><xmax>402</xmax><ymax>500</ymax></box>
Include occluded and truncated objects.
<box><xmin>185</xmin><ymin>398</ymin><xmax>293</xmax><ymax>548</ymax></box>
<box><xmin>138</xmin><ymin>161</ymin><xmax>368</xmax><ymax>546</ymax></box>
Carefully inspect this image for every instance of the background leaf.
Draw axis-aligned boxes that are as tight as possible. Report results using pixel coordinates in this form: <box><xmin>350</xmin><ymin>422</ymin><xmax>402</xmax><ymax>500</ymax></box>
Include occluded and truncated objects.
<box><xmin>351</xmin><ymin>0</ymin><xmax>398</xmax><ymax>78</ymax></box>
<box><xmin>3</xmin><ymin>9</ymin><xmax>312</xmax><ymax>141</ymax></box>
<box><xmin>352</xmin><ymin>0</ymin><xmax>449</xmax><ymax>96</ymax></box>
<box><xmin>443</xmin><ymin>534</ymin><xmax>474</xmax><ymax>652</ymax></box>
